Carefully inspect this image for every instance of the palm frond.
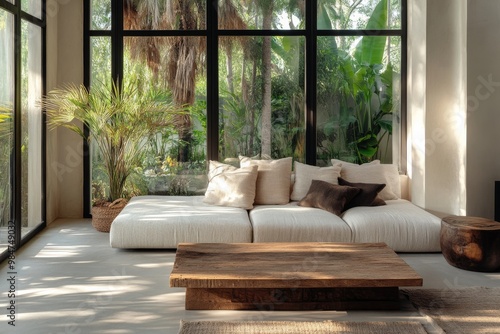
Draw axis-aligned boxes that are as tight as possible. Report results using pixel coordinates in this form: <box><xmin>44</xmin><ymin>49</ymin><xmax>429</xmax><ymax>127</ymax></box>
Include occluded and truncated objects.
<box><xmin>40</xmin><ymin>80</ymin><xmax>185</xmax><ymax>201</ymax></box>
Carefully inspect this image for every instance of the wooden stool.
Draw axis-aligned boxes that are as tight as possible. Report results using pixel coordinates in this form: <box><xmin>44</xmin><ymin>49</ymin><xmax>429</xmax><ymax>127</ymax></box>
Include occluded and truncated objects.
<box><xmin>440</xmin><ymin>216</ymin><xmax>500</xmax><ymax>272</ymax></box>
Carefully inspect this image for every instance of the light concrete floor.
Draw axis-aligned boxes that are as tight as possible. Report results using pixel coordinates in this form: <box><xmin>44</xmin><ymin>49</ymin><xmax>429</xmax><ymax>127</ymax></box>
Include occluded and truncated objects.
<box><xmin>1</xmin><ymin>219</ymin><xmax>499</xmax><ymax>334</ymax></box>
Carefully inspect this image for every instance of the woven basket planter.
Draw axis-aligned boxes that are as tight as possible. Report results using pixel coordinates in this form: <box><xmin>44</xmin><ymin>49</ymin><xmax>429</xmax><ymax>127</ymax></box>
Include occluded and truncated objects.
<box><xmin>91</xmin><ymin>198</ymin><xmax>127</xmax><ymax>233</ymax></box>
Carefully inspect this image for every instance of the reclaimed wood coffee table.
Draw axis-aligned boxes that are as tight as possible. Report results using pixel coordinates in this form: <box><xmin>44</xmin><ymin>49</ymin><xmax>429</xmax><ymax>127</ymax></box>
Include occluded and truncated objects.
<box><xmin>169</xmin><ymin>242</ymin><xmax>422</xmax><ymax>311</ymax></box>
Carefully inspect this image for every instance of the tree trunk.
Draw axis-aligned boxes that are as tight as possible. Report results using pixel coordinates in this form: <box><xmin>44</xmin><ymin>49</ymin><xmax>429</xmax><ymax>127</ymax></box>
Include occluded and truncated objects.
<box><xmin>249</xmin><ymin>57</ymin><xmax>257</xmax><ymax>155</ymax></box>
<box><xmin>225</xmin><ymin>43</ymin><xmax>234</xmax><ymax>95</ymax></box>
<box><xmin>261</xmin><ymin>5</ymin><xmax>273</xmax><ymax>156</ymax></box>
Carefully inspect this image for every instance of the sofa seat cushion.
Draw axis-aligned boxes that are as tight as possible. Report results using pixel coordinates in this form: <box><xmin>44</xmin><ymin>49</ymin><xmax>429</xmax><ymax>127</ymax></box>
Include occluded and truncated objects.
<box><xmin>250</xmin><ymin>202</ymin><xmax>352</xmax><ymax>242</ymax></box>
<box><xmin>110</xmin><ymin>196</ymin><xmax>252</xmax><ymax>248</ymax></box>
<box><xmin>341</xmin><ymin>199</ymin><xmax>441</xmax><ymax>252</ymax></box>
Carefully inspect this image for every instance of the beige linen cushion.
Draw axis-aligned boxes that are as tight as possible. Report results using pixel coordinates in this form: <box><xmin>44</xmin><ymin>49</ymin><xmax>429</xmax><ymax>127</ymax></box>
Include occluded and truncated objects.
<box><xmin>290</xmin><ymin>161</ymin><xmax>342</xmax><ymax>201</ymax></box>
<box><xmin>203</xmin><ymin>161</ymin><xmax>258</xmax><ymax>209</ymax></box>
<box><xmin>240</xmin><ymin>156</ymin><xmax>292</xmax><ymax>205</ymax></box>
<box><xmin>331</xmin><ymin>159</ymin><xmax>401</xmax><ymax>200</ymax></box>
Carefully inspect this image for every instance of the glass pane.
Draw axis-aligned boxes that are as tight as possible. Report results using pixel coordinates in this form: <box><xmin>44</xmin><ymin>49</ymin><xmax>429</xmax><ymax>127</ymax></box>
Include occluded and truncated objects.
<box><xmin>0</xmin><ymin>10</ymin><xmax>14</xmax><ymax>253</ymax></box>
<box><xmin>219</xmin><ymin>36</ymin><xmax>305</xmax><ymax>163</ymax></box>
<box><xmin>21</xmin><ymin>20</ymin><xmax>43</xmax><ymax>235</ymax></box>
<box><xmin>318</xmin><ymin>0</ymin><xmax>401</xmax><ymax>30</ymax></box>
<box><xmin>91</xmin><ymin>0</ymin><xmax>112</xmax><ymax>30</ymax></box>
<box><xmin>89</xmin><ymin>36</ymin><xmax>208</xmax><ymax>200</ymax></box>
<box><xmin>22</xmin><ymin>0</ymin><xmax>42</xmax><ymax>19</ymax></box>
<box><xmin>316</xmin><ymin>36</ymin><xmax>401</xmax><ymax>165</ymax></box>
<box><xmin>90</xmin><ymin>36</ymin><xmax>111</xmax><ymax>87</ymax></box>
<box><xmin>124</xmin><ymin>0</ymin><xmax>206</xmax><ymax>30</ymax></box>
<box><xmin>218</xmin><ymin>0</ymin><xmax>305</xmax><ymax>30</ymax></box>
<box><xmin>6</xmin><ymin>0</ymin><xmax>14</xmax><ymax>4</ymax></box>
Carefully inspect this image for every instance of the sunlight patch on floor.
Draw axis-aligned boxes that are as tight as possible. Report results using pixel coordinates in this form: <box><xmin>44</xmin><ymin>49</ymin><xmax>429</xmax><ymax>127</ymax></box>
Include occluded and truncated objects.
<box><xmin>89</xmin><ymin>276</ymin><xmax>136</xmax><ymax>281</ymax></box>
<box><xmin>19</xmin><ymin>283</ymin><xmax>144</xmax><ymax>298</ymax></box>
<box><xmin>19</xmin><ymin>308</ymin><xmax>94</xmax><ymax>321</ymax></box>
<box><xmin>134</xmin><ymin>262</ymin><xmax>173</xmax><ymax>268</ymax></box>
<box><xmin>41</xmin><ymin>276</ymin><xmax>73</xmax><ymax>281</ymax></box>
<box><xmin>35</xmin><ymin>244</ymin><xmax>91</xmax><ymax>258</ymax></box>
<box><xmin>146</xmin><ymin>292</ymin><xmax>184</xmax><ymax>303</ymax></box>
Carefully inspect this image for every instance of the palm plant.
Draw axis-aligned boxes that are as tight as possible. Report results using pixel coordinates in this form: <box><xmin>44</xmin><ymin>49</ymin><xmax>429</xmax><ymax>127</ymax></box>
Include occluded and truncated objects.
<box><xmin>41</xmin><ymin>80</ymin><xmax>183</xmax><ymax>202</ymax></box>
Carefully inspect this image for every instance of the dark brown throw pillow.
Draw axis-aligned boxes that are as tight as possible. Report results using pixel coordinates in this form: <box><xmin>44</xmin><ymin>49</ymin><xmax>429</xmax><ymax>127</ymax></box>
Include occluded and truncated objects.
<box><xmin>298</xmin><ymin>180</ymin><xmax>360</xmax><ymax>216</ymax></box>
<box><xmin>338</xmin><ymin>177</ymin><xmax>386</xmax><ymax>209</ymax></box>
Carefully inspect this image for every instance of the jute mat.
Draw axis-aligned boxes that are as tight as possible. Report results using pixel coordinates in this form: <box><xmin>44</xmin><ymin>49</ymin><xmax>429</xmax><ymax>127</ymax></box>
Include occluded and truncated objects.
<box><xmin>403</xmin><ymin>287</ymin><xmax>500</xmax><ymax>334</ymax></box>
<box><xmin>178</xmin><ymin>320</ymin><xmax>428</xmax><ymax>334</ymax></box>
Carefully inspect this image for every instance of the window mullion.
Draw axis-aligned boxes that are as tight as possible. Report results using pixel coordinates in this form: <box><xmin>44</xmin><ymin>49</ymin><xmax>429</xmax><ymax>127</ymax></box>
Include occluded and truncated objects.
<box><xmin>305</xmin><ymin>0</ymin><xmax>318</xmax><ymax>165</ymax></box>
<box><xmin>207</xmin><ymin>0</ymin><xmax>218</xmax><ymax>161</ymax></box>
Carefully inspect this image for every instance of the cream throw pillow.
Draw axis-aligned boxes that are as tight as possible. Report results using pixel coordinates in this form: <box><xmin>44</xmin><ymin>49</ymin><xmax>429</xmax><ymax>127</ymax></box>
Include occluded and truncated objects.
<box><xmin>290</xmin><ymin>161</ymin><xmax>342</xmax><ymax>201</ymax></box>
<box><xmin>240</xmin><ymin>157</ymin><xmax>292</xmax><ymax>205</ymax></box>
<box><xmin>331</xmin><ymin>160</ymin><xmax>400</xmax><ymax>200</ymax></box>
<box><xmin>203</xmin><ymin>161</ymin><xmax>258</xmax><ymax>209</ymax></box>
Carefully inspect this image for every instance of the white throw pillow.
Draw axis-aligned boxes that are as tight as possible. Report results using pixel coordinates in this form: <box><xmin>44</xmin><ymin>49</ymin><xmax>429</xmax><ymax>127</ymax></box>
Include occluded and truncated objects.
<box><xmin>290</xmin><ymin>161</ymin><xmax>342</xmax><ymax>201</ymax></box>
<box><xmin>331</xmin><ymin>160</ymin><xmax>401</xmax><ymax>200</ymax></box>
<box><xmin>240</xmin><ymin>156</ymin><xmax>292</xmax><ymax>205</ymax></box>
<box><xmin>203</xmin><ymin>161</ymin><xmax>258</xmax><ymax>209</ymax></box>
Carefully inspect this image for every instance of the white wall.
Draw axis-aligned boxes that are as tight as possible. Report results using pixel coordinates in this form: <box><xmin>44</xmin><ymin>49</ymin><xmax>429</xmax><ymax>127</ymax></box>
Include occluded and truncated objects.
<box><xmin>466</xmin><ymin>0</ymin><xmax>500</xmax><ymax>218</ymax></box>
<box><xmin>425</xmin><ymin>0</ymin><xmax>467</xmax><ymax>216</ymax></box>
<box><xmin>407</xmin><ymin>0</ymin><xmax>426</xmax><ymax>206</ymax></box>
<box><xmin>408</xmin><ymin>0</ymin><xmax>467</xmax><ymax>216</ymax></box>
<box><xmin>46</xmin><ymin>0</ymin><xmax>84</xmax><ymax>222</ymax></box>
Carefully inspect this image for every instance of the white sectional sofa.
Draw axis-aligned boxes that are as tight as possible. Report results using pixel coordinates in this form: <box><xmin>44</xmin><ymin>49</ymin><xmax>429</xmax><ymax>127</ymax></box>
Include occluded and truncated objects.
<box><xmin>110</xmin><ymin>170</ymin><xmax>442</xmax><ymax>252</ymax></box>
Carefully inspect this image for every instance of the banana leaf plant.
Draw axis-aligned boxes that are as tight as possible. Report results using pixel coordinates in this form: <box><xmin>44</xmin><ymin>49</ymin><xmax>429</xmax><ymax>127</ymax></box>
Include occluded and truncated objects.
<box><xmin>319</xmin><ymin>0</ymin><xmax>395</xmax><ymax>163</ymax></box>
<box><xmin>41</xmin><ymin>80</ymin><xmax>185</xmax><ymax>203</ymax></box>
<box><xmin>350</xmin><ymin>0</ymin><xmax>393</xmax><ymax>163</ymax></box>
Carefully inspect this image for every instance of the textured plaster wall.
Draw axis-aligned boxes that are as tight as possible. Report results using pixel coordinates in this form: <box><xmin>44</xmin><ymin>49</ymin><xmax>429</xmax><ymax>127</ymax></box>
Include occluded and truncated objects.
<box><xmin>407</xmin><ymin>0</ymin><xmax>427</xmax><ymax>206</ymax></box>
<box><xmin>424</xmin><ymin>0</ymin><xmax>467</xmax><ymax>216</ymax></box>
<box><xmin>46</xmin><ymin>0</ymin><xmax>84</xmax><ymax>221</ymax></box>
<box><xmin>466</xmin><ymin>0</ymin><xmax>500</xmax><ymax>218</ymax></box>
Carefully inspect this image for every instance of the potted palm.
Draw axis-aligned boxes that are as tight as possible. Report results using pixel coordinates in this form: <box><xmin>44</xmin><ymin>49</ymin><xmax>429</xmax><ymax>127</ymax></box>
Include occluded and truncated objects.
<box><xmin>41</xmin><ymin>80</ymin><xmax>183</xmax><ymax>231</ymax></box>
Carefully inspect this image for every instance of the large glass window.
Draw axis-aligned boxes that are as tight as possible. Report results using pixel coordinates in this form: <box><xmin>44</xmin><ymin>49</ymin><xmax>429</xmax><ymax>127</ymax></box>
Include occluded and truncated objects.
<box><xmin>0</xmin><ymin>2</ymin><xmax>45</xmax><ymax>261</ymax></box>
<box><xmin>219</xmin><ymin>35</ymin><xmax>305</xmax><ymax>162</ymax></box>
<box><xmin>86</xmin><ymin>0</ymin><xmax>405</xmax><ymax>211</ymax></box>
<box><xmin>21</xmin><ymin>20</ymin><xmax>43</xmax><ymax>235</ymax></box>
<box><xmin>0</xmin><ymin>9</ymin><xmax>14</xmax><ymax>254</ymax></box>
<box><xmin>21</xmin><ymin>0</ymin><xmax>42</xmax><ymax>19</ymax></box>
<box><xmin>122</xmin><ymin>36</ymin><xmax>207</xmax><ymax>195</ymax></box>
<box><xmin>316</xmin><ymin>35</ymin><xmax>401</xmax><ymax>165</ymax></box>
<box><xmin>218</xmin><ymin>0</ymin><xmax>305</xmax><ymax>30</ymax></box>
<box><xmin>124</xmin><ymin>1</ymin><xmax>206</xmax><ymax>30</ymax></box>
<box><xmin>318</xmin><ymin>0</ymin><xmax>401</xmax><ymax>30</ymax></box>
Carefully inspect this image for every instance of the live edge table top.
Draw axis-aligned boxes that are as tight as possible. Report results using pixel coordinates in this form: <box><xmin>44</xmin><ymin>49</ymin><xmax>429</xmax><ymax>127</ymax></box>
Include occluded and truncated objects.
<box><xmin>169</xmin><ymin>242</ymin><xmax>422</xmax><ymax>311</ymax></box>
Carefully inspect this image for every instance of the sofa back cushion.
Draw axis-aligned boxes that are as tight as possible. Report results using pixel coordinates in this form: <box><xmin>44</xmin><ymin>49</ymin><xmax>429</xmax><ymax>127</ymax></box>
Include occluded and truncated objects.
<box><xmin>203</xmin><ymin>161</ymin><xmax>258</xmax><ymax>209</ymax></box>
<box><xmin>331</xmin><ymin>160</ymin><xmax>401</xmax><ymax>200</ymax></box>
<box><xmin>290</xmin><ymin>162</ymin><xmax>342</xmax><ymax>201</ymax></box>
<box><xmin>240</xmin><ymin>157</ymin><xmax>292</xmax><ymax>205</ymax></box>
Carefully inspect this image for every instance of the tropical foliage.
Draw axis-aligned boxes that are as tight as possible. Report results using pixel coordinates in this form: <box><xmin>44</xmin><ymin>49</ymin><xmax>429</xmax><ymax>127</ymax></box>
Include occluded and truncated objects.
<box><xmin>317</xmin><ymin>0</ymin><xmax>397</xmax><ymax>163</ymax></box>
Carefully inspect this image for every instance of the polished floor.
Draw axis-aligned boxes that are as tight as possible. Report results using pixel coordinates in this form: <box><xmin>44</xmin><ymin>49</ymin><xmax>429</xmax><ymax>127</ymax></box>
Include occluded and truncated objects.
<box><xmin>0</xmin><ymin>219</ymin><xmax>499</xmax><ymax>334</ymax></box>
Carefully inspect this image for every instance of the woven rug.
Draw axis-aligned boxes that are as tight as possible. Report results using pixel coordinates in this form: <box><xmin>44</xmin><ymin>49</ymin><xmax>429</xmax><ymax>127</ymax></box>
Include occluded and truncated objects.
<box><xmin>403</xmin><ymin>287</ymin><xmax>500</xmax><ymax>334</ymax></box>
<box><xmin>178</xmin><ymin>320</ymin><xmax>428</xmax><ymax>334</ymax></box>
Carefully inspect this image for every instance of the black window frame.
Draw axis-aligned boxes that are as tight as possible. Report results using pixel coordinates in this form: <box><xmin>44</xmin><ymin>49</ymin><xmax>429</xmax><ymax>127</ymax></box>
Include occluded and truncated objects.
<box><xmin>0</xmin><ymin>0</ymin><xmax>47</xmax><ymax>262</ymax></box>
<box><xmin>84</xmin><ymin>0</ymin><xmax>407</xmax><ymax>217</ymax></box>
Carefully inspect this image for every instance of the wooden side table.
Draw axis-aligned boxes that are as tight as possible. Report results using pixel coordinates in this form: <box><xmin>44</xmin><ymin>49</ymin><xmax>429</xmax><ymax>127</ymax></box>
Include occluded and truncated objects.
<box><xmin>440</xmin><ymin>216</ymin><xmax>500</xmax><ymax>272</ymax></box>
